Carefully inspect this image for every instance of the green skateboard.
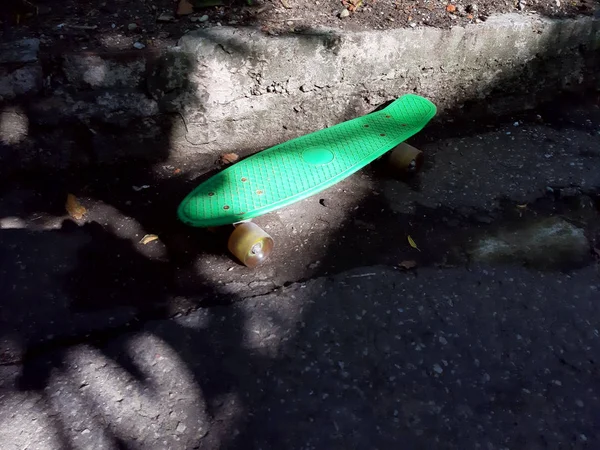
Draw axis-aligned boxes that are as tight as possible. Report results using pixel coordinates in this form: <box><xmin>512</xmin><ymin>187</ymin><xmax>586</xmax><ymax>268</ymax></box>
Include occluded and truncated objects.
<box><xmin>178</xmin><ymin>94</ymin><xmax>436</xmax><ymax>267</ymax></box>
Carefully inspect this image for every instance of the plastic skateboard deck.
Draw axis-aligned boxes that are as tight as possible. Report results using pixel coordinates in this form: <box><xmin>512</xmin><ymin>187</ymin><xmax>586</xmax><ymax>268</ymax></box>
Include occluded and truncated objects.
<box><xmin>178</xmin><ymin>94</ymin><xmax>436</xmax><ymax>227</ymax></box>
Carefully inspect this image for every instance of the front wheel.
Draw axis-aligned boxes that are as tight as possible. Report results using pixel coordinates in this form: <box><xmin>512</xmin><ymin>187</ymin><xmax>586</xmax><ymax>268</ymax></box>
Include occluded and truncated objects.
<box><xmin>227</xmin><ymin>222</ymin><xmax>274</xmax><ymax>268</ymax></box>
<box><xmin>388</xmin><ymin>142</ymin><xmax>424</xmax><ymax>175</ymax></box>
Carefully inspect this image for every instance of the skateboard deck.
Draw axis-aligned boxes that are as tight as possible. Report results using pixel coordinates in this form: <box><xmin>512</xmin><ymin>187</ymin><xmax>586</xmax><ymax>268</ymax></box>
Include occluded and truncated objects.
<box><xmin>178</xmin><ymin>94</ymin><xmax>436</xmax><ymax>227</ymax></box>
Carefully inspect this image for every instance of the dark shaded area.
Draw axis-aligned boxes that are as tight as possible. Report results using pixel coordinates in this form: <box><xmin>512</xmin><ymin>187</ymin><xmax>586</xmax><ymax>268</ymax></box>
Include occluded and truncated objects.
<box><xmin>1</xmin><ymin>6</ymin><xmax>600</xmax><ymax>449</ymax></box>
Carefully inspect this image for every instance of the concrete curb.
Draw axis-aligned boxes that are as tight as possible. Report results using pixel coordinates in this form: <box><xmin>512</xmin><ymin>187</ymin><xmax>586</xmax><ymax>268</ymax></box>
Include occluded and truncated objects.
<box><xmin>178</xmin><ymin>13</ymin><xmax>599</xmax><ymax>152</ymax></box>
<box><xmin>0</xmin><ymin>13</ymin><xmax>598</xmax><ymax>172</ymax></box>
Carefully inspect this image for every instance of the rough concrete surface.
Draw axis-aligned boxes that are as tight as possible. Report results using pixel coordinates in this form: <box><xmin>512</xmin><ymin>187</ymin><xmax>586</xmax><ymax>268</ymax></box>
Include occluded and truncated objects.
<box><xmin>62</xmin><ymin>54</ymin><xmax>148</xmax><ymax>90</ymax></box>
<box><xmin>2</xmin><ymin>265</ymin><xmax>600</xmax><ymax>449</ymax></box>
<box><xmin>0</xmin><ymin>39</ymin><xmax>40</xmax><ymax>65</ymax></box>
<box><xmin>0</xmin><ymin>38</ymin><xmax>42</xmax><ymax>100</ymax></box>
<box><xmin>176</xmin><ymin>14</ymin><xmax>600</xmax><ymax>152</ymax></box>
<box><xmin>384</xmin><ymin>119</ymin><xmax>600</xmax><ymax>214</ymax></box>
<box><xmin>470</xmin><ymin>217</ymin><xmax>589</xmax><ymax>268</ymax></box>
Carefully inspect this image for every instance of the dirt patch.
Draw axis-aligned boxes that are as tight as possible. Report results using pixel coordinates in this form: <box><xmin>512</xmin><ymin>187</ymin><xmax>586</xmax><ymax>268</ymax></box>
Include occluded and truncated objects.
<box><xmin>1</xmin><ymin>0</ymin><xmax>597</xmax><ymax>52</ymax></box>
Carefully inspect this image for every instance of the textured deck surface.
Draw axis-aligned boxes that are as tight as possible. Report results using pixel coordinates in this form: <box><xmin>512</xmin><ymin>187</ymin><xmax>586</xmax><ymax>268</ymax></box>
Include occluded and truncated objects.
<box><xmin>178</xmin><ymin>95</ymin><xmax>436</xmax><ymax>227</ymax></box>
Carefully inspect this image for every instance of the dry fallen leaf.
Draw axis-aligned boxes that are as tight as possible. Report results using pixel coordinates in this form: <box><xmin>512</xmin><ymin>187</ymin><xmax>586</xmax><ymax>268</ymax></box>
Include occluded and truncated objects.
<box><xmin>140</xmin><ymin>234</ymin><xmax>159</xmax><ymax>245</ymax></box>
<box><xmin>65</xmin><ymin>194</ymin><xmax>87</xmax><ymax>220</ymax></box>
<box><xmin>173</xmin><ymin>168</ymin><xmax>182</xmax><ymax>175</ymax></box>
<box><xmin>446</xmin><ymin>4</ymin><xmax>456</xmax><ymax>12</ymax></box>
<box><xmin>220</xmin><ymin>153</ymin><xmax>239</xmax><ymax>164</ymax></box>
<box><xmin>280</xmin><ymin>0</ymin><xmax>292</xmax><ymax>8</ymax></box>
<box><xmin>177</xmin><ymin>0</ymin><xmax>194</xmax><ymax>15</ymax></box>
<box><xmin>399</xmin><ymin>260</ymin><xmax>417</xmax><ymax>270</ymax></box>
<box><xmin>347</xmin><ymin>0</ymin><xmax>363</xmax><ymax>10</ymax></box>
<box><xmin>466</xmin><ymin>13</ymin><xmax>474</xmax><ymax>19</ymax></box>
<box><xmin>407</xmin><ymin>235</ymin><xmax>421</xmax><ymax>251</ymax></box>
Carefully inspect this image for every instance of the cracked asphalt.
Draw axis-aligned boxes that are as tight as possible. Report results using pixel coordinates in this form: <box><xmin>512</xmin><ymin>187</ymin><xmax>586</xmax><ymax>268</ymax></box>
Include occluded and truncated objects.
<box><xmin>1</xmin><ymin>98</ymin><xmax>600</xmax><ymax>449</ymax></box>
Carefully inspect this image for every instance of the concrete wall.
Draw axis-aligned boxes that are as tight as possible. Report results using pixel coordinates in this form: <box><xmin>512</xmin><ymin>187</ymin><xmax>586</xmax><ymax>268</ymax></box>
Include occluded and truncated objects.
<box><xmin>177</xmin><ymin>14</ymin><xmax>600</xmax><ymax>152</ymax></box>
<box><xmin>0</xmin><ymin>13</ymin><xmax>598</xmax><ymax>173</ymax></box>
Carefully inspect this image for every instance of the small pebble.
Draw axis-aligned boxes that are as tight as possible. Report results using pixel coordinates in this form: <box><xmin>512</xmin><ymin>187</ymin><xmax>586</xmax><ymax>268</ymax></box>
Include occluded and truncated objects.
<box><xmin>128</xmin><ymin>23</ymin><xmax>138</xmax><ymax>31</ymax></box>
<box><xmin>433</xmin><ymin>364</ymin><xmax>443</xmax><ymax>374</ymax></box>
<box><xmin>133</xmin><ymin>42</ymin><xmax>145</xmax><ymax>49</ymax></box>
<box><xmin>339</xmin><ymin>8</ymin><xmax>350</xmax><ymax>18</ymax></box>
<box><xmin>190</xmin><ymin>15</ymin><xmax>209</xmax><ymax>22</ymax></box>
<box><xmin>409</xmin><ymin>22</ymin><xmax>417</xmax><ymax>28</ymax></box>
<box><xmin>575</xmin><ymin>399</ymin><xmax>584</xmax><ymax>407</ymax></box>
<box><xmin>158</xmin><ymin>12</ymin><xmax>175</xmax><ymax>22</ymax></box>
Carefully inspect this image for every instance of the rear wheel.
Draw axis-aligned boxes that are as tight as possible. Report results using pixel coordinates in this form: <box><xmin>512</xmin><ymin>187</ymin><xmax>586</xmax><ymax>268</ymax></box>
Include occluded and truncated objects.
<box><xmin>227</xmin><ymin>222</ymin><xmax>274</xmax><ymax>268</ymax></box>
<box><xmin>388</xmin><ymin>142</ymin><xmax>424</xmax><ymax>174</ymax></box>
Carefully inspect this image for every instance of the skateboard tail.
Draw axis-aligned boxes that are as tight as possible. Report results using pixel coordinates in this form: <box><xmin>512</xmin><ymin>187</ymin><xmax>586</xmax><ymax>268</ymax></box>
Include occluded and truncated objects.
<box><xmin>382</xmin><ymin>94</ymin><xmax>437</xmax><ymax>122</ymax></box>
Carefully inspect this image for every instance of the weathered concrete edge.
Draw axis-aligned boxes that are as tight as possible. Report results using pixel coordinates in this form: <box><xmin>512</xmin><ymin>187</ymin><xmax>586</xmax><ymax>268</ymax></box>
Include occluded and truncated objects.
<box><xmin>176</xmin><ymin>13</ymin><xmax>600</xmax><ymax>153</ymax></box>
<box><xmin>0</xmin><ymin>13</ymin><xmax>599</xmax><ymax>174</ymax></box>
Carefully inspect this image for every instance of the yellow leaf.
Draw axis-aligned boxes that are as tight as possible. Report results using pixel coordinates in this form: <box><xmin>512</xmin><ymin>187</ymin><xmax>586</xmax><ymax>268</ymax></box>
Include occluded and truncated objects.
<box><xmin>407</xmin><ymin>235</ymin><xmax>420</xmax><ymax>251</ymax></box>
<box><xmin>65</xmin><ymin>194</ymin><xmax>87</xmax><ymax>220</ymax></box>
<box><xmin>140</xmin><ymin>234</ymin><xmax>159</xmax><ymax>245</ymax></box>
<box><xmin>399</xmin><ymin>260</ymin><xmax>417</xmax><ymax>270</ymax></box>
